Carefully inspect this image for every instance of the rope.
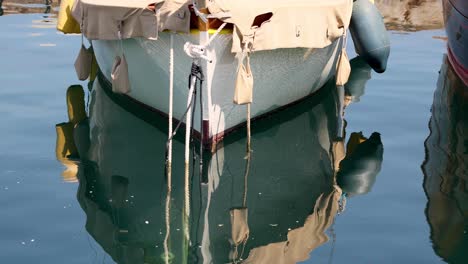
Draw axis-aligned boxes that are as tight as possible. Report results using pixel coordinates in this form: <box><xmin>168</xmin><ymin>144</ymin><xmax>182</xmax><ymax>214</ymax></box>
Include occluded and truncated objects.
<box><xmin>336</xmin><ymin>85</ymin><xmax>345</xmax><ymax>138</ymax></box>
<box><xmin>183</xmin><ymin>62</ymin><xmax>204</xmax><ymax>245</ymax></box>
<box><xmin>180</xmin><ymin>17</ymin><xmax>225</xmax><ymax>247</ymax></box>
<box><xmin>179</xmin><ymin>13</ymin><xmax>225</xmax><ymax>252</ymax></box>
<box><xmin>183</xmin><ymin>23</ymin><xmax>227</xmax><ymax>63</ymax></box>
<box><xmin>198</xmin><ymin>66</ymin><xmax>204</xmax><ymax>185</ymax></box>
<box><xmin>327</xmin><ymin>219</ymin><xmax>337</xmax><ymax>264</ymax></box>
<box><xmin>184</xmin><ymin>77</ymin><xmax>195</xmax><ymax>243</ymax></box>
<box><xmin>168</xmin><ymin>33</ymin><xmax>174</xmax><ymax>174</ymax></box>
<box><xmin>242</xmin><ymin>104</ymin><xmax>252</xmax><ymax>207</ymax></box>
<box><xmin>335</xmin><ymin>30</ymin><xmax>348</xmax><ymax>138</ymax></box>
<box><xmin>163</xmin><ymin>33</ymin><xmax>175</xmax><ymax>264</ymax></box>
<box><xmin>342</xmin><ymin>29</ymin><xmax>348</xmax><ymax>51</ymax></box>
<box><xmin>192</xmin><ymin>1</ymin><xmax>208</xmax><ymax>23</ymax></box>
<box><xmin>117</xmin><ymin>21</ymin><xmax>124</xmax><ymax>57</ymax></box>
<box><xmin>80</xmin><ymin>7</ymin><xmax>84</xmax><ymax>47</ymax></box>
<box><xmin>206</xmin><ymin>23</ymin><xmax>227</xmax><ymax>46</ymax></box>
<box><xmin>162</xmin><ymin>72</ymin><xmax>197</xmax><ymax>254</ymax></box>
<box><xmin>338</xmin><ymin>193</ymin><xmax>347</xmax><ymax>214</ymax></box>
<box><xmin>232</xmin><ymin>104</ymin><xmax>253</xmax><ymax>264</ymax></box>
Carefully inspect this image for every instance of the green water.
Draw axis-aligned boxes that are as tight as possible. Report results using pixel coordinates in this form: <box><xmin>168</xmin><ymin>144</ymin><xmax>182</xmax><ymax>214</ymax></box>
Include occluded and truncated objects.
<box><xmin>0</xmin><ymin>5</ymin><xmax>466</xmax><ymax>264</ymax></box>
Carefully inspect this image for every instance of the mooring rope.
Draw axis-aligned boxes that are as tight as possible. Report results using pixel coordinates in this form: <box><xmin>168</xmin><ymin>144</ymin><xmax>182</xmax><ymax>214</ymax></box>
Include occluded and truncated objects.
<box><xmin>336</xmin><ymin>85</ymin><xmax>345</xmax><ymax>138</ymax></box>
<box><xmin>162</xmin><ymin>74</ymin><xmax>197</xmax><ymax>263</ymax></box>
<box><xmin>176</xmin><ymin>10</ymin><xmax>224</xmax><ymax>254</ymax></box>
<box><xmin>163</xmin><ymin>35</ymin><xmax>204</xmax><ymax>262</ymax></box>
<box><xmin>163</xmin><ymin>66</ymin><xmax>199</xmax><ymax>263</ymax></box>
<box><xmin>327</xmin><ymin>218</ymin><xmax>337</xmax><ymax>264</ymax></box>
<box><xmin>163</xmin><ymin>33</ymin><xmax>175</xmax><ymax>264</ymax></box>
<box><xmin>183</xmin><ymin>62</ymin><xmax>204</xmax><ymax>245</ymax></box>
<box><xmin>198</xmin><ymin>67</ymin><xmax>204</xmax><ymax>184</ymax></box>
<box><xmin>336</xmin><ymin>33</ymin><xmax>348</xmax><ymax>139</ymax></box>
<box><xmin>243</xmin><ymin>104</ymin><xmax>252</xmax><ymax>207</ymax></box>
<box><xmin>232</xmin><ymin>103</ymin><xmax>253</xmax><ymax>264</ymax></box>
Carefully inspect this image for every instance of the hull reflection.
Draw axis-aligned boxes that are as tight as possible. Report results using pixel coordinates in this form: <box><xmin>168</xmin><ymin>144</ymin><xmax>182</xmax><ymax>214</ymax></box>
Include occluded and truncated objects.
<box><xmin>55</xmin><ymin>55</ymin><xmax>384</xmax><ymax>263</ymax></box>
<box><xmin>422</xmin><ymin>55</ymin><xmax>468</xmax><ymax>264</ymax></box>
<box><xmin>80</xmin><ymin>78</ymin><xmax>341</xmax><ymax>263</ymax></box>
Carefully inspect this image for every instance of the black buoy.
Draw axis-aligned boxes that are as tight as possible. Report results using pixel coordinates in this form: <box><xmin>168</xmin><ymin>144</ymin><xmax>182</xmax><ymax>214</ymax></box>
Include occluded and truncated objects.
<box><xmin>337</xmin><ymin>132</ymin><xmax>383</xmax><ymax>196</ymax></box>
<box><xmin>349</xmin><ymin>0</ymin><xmax>390</xmax><ymax>73</ymax></box>
<box><xmin>345</xmin><ymin>56</ymin><xmax>372</xmax><ymax>103</ymax></box>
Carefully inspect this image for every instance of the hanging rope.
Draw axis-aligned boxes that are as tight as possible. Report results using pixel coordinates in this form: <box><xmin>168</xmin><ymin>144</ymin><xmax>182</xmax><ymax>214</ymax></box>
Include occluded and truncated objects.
<box><xmin>163</xmin><ymin>33</ymin><xmax>175</xmax><ymax>264</ymax></box>
<box><xmin>162</xmin><ymin>65</ymin><xmax>200</xmax><ymax>262</ymax></box>
<box><xmin>234</xmin><ymin>104</ymin><xmax>252</xmax><ymax>263</ymax></box>
<box><xmin>182</xmin><ymin>61</ymin><xmax>204</xmax><ymax>245</ymax></box>
<box><xmin>336</xmin><ymin>85</ymin><xmax>345</xmax><ymax>138</ymax></box>
<box><xmin>327</xmin><ymin>218</ymin><xmax>337</xmax><ymax>264</ymax></box>
<box><xmin>336</xmin><ymin>33</ymin><xmax>349</xmax><ymax>139</ymax></box>
<box><xmin>162</xmin><ymin>68</ymin><xmax>198</xmax><ymax>263</ymax></box>
<box><xmin>162</xmin><ymin>34</ymin><xmax>204</xmax><ymax>262</ymax></box>
<box><xmin>171</xmin><ymin>10</ymin><xmax>226</xmax><ymax>253</ymax></box>
<box><xmin>243</xmin><ymin>104</ymin><xmax>252</xmax><ymax>207</ymax></box>
<box><xmin>198</xmin><ymin>74</ymin><xmax>204</xmax><ymax>182</ymax></box>
<box><xmin>178</xmin><ymin>18</ymin><xmax>224</xmax><ymax>248</ymax></box>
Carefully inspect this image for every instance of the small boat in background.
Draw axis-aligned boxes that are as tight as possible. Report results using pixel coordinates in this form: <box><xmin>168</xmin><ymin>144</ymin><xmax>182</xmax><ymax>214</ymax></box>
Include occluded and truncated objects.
<box><xmin>0</xmin><ymin>0</ymin><xmax>57</xmax><ymax>16</ymax></box>
<box><xmin>443</xmin><ymin>0</ymin><xmax>468</xmax><ymax>85</ymax></box>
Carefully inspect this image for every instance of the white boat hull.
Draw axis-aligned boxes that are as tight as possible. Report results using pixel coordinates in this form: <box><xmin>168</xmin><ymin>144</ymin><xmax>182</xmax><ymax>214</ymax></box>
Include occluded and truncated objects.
<box><xmin>92</xmin><ymin>32</ymin><xmax>342</xmax><ymax>145</ymax></box>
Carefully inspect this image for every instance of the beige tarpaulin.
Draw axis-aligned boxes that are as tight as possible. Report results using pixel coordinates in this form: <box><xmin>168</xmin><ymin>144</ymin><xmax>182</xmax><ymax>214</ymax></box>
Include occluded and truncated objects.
<box><xmin>242</xmin><ymin>186</ymin><xmax>342</xmax><ymax>264</ymax></box>
<box><xmin>336</xmin><ymin>49</ymin><xmax>351</xmax><ymax>86</ymax></box>
<box><xmin>111</xmin><ymin>55</ymin><xmax>131</xmax><ymax>94</ymax></box>
<box><xmin>207</xmin><ymin>0</ymin><xmax>353</xmax><ymax>52</ymax></box>
<box><xmin>71</xmin><ymin>0</ymin><xmax>191</xmax><ymax>40</ymax></box>
<box><xmin>70</xmin><ymin>0</ymin><xmax>352</xmax><ymax>51</ymax></box>
<box><xmin>74</xmin><ymin>45</ymin><xmax>93</xmax><ymax>80</ymax></box>
<box><xmin>230</xmin><ymin>208</ymin><xmax>249</xmax><ymax>246</ymax></box>
<box><xmin>233</xmin><ymin>55</ymin><xmax>253</xmax><ymax>105</ymax></box>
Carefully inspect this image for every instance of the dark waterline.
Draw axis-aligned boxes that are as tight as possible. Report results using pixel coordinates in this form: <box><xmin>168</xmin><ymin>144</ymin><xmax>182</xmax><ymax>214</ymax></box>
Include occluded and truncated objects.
<box><xmin>0</xmin><ymin>7</ymin><xmax>465</xmax><ymax>264</ymax></box>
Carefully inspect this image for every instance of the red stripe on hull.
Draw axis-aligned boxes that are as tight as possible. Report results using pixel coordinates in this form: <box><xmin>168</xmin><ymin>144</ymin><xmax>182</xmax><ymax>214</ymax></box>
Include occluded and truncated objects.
<box><xmin>447</xmin><ymin>47</ymin><xmax>468</xmax><ymax>87</ymax></box>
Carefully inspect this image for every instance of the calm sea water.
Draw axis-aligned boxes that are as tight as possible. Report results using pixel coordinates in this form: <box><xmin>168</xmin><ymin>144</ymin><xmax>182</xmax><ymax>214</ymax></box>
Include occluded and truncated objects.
<box><xmin>0</xmin><ymin>5</ymin><xmax>466</xmax><ymax>264</ymax></box>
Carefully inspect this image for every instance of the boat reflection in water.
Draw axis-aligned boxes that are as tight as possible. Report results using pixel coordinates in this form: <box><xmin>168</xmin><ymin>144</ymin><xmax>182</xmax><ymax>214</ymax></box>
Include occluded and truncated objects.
<box><xmin>55</xmin><ymin>56</ymin><xmax>384</xmax><ymax>263</ymax></box>
<box><xmin>374</xmin><ymin>0</ymin><xmax>444</xmax><ymax>31</ymax></box>
<box><xmin>422</xmin><ymin>55</ymin><xmax>468</xmax><ymax>264</ymax></box>
<box><xmin>0</xmin><ymin>0</ymin><xmax>57</xmax><ymax>16</ymax></box>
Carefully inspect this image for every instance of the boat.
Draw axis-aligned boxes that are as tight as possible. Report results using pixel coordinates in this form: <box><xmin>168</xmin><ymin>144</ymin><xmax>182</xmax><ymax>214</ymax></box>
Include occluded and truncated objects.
<box><xmin>55</xmin><ymin>55</ymin><xmax>384</xmax><ymax>263</ymax></box>
<box><xmin>57</xmin><ymin>0</ymin><xmax>389</xmax><ymax>147</ymax></box>
<box><xmin>422</xmin><ymin>54</ymin><xmax>468</xmax><ymax>264</ymax></box>
<box><xmin>443</xmin><ymin>0</ymin><xmax>468</xmax><ymax>86</ymax></box>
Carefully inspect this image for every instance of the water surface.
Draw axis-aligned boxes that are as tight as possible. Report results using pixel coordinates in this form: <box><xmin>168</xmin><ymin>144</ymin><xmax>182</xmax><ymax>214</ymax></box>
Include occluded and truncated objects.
<box><xmin>0</xmin><ymin>3</ymin><xmax>466</xmax><ymax>264</ymax></box>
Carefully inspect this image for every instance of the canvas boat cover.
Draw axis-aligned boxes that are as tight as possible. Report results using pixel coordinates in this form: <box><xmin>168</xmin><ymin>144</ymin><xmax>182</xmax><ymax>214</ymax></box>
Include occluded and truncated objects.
<box><xmin>207</xmin><ymin>0</ymin><xmax>353</xmax><ymax>52</ymax></box>
<box><xmin>72</xmin><ymin>0</ymin><xmax>352</xmax><ymax>52</ymax></box>
<box><xmin>72</xmin><ymin>0</ymin><xmax>191</xmax><ymax>40</ymax></box>
<box><xmin>242</xmin><ymin>187</ymin><xmax>342</xmax><ymax>263</ymax></box>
